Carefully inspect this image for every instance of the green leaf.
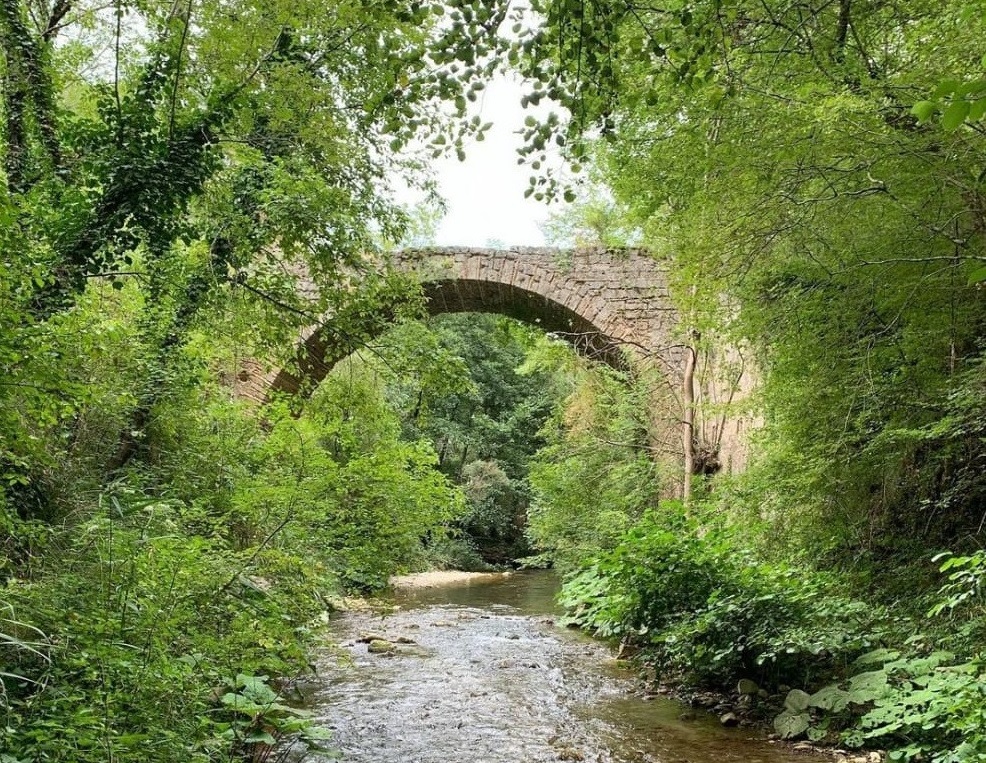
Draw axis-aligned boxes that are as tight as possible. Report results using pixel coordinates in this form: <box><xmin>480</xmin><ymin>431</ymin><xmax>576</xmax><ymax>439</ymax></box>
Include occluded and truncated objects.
<box><xmin>784</xmin><ymin>688</ymin><xmax>812</xmax><ymax>712</ymax></box>
<box><xmin>810</xmin><ymin>685</ymin><xmax>852</xmax><ymax>712</ymax></box>
<box><xmin>957</xmin><ymin>79</ymin><xmax>986</xmax><ymax>98</ymax></box>
<box><xmin>855</xmin><ymin>648</ymin><xmax>899</xmax><ymax>667</ymax></box>
<box><xmin>933</xmin><ymin>79</ymin><xmax>961</xmax><ymax>98</ymax></box>
<box><xmin>966</xmin><ymin>266</ymin><xmax>986</xmax><ymax>285</ymax></box>
<box><xmin>774</xmin><ymin>710</ymin><xmax>810</xmax><ymax>739</ymax></box>
<box><xmin>941</xmin><ymin>100</ymin><xmax>971</xmax><ymax>131</ymax></box>
<box><xmin>910</xmin><ymin>101</ymin><xmax>936</xmax><ymax>122</ymax></box>
<box><xmin>807</xmin><ymin>725</ymin><xmax>828</xmax><ymax>742</ymax></box>
<box><xmin>848</xmin><ymin>670</ymin><xmax>889</xmax><ymax>702</ymax></box>
<box><xmin>243</xmin><ymin>731</ymin><xmax>277</xmax><ymax>744</ymax></box>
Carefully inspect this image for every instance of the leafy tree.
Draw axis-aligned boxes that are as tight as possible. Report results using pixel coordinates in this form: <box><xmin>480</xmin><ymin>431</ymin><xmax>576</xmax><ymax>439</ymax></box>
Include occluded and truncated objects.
<box><xmin>0</xmin><ymin>0</ymin><xmax>517</xmax><ymax>518</ymax></box>
<box><xmin>344</xmin><ymin>312</ymin><xmax>565</xmax><ymax>564</ymax></box>
<box><xmin>506</xmin><ymin>0</ymin><xmax>986</xmax><ymax>560</ymax></box>
<box><xmin>523</xmin><ymin>334</ymin><xmax>667</xmax><ymax>569</ymax></box>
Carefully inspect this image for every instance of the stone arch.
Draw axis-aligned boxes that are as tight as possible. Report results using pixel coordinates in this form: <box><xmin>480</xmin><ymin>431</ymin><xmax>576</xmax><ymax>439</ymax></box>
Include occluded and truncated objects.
<box><xmin>233</xmin><ymin>246</ymin><xmax>756</xmax><ymax>480</ymax></box>
<box><xmin>235</xmin><ymin>247</ymin><xmax>687</xmax><ymax>403</ymax></box>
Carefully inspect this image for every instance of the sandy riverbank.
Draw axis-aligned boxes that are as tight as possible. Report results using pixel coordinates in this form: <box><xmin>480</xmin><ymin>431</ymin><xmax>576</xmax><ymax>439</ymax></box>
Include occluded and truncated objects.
<box><xmin>389</xmin><ymin>570</ymin><xmax>513</xmax><ymax>588</ymax></box>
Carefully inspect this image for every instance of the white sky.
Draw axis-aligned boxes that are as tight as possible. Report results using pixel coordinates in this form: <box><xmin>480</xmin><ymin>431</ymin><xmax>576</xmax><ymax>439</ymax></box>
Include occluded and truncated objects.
<box><xmin>426</xmin><ymin>76</ymin><xmax>558</xmax><ymax>248</ymax></box>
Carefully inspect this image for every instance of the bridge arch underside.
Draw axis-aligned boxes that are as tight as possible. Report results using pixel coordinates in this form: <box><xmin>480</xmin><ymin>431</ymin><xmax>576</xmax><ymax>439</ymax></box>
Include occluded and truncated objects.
<box><xmin>421</xmin><ymin>279</ymin><xmax>631</xmax><ymax>366</ymax></box>
<box><xmin>267</xmin><ymin>278</ymin><xmax>635</xmax><ymax>399</ymax></box>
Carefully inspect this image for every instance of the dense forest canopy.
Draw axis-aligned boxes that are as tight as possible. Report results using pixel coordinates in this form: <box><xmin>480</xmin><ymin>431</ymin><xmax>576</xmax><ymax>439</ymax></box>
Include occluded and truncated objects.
<box><xmin>2</xmin><ymin>0</ymin><xmax>986</xmax><ymax>761</ymax></box>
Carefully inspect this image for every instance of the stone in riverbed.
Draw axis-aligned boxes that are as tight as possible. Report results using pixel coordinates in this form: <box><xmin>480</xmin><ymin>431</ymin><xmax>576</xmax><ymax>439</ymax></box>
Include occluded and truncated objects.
<box><xmin>556</xmin><ymin>748</ymin><xmax>584</xmax><ymax>761</ymax></box>
<box><xmin>367</xmin><ymin>639</ymin><xmax>395</xmax><ymax>654</ymax></box>
<box><xmin>720</xmin><ymin>712</ymin><xmax>740</xmax><ymax>727</ymax></box>
<box><xmin>737</xmin><ymin>678</ymin><xmax>760</xmax><ymax>695</ymax></box>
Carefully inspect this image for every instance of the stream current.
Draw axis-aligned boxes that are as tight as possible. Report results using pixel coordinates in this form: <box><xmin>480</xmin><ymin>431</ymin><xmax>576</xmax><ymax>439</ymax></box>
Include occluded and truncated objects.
<box><xmin>303</xmin><ymin>571</ymin><xmax>820</xmax><ymax>763</ymax></box>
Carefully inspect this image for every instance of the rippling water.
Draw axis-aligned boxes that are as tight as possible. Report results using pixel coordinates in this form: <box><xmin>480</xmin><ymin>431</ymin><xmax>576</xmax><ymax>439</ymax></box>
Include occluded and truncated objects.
<box><xmin>303</xmin><ymin>571</ymin><xmax>820</xmax><ymax>763</ymax></box>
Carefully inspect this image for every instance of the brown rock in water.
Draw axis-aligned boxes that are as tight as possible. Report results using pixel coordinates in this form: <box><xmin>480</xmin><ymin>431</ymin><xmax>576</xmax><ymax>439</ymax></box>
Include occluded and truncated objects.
<box><xmin>367</xmin><ymin>639</ymin><xmax>395</xmax><ymax>653</ymax></box>
<box><xmin>556</xmin><ymin>747</ymin><xmax>584</xmax><ymax>761</ymax></box>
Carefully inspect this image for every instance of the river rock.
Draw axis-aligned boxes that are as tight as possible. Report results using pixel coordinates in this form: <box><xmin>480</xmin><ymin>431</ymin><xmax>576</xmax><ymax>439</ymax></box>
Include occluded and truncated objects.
<box><xmin>549</xmin><ymin>740</ymin><xmax>584</xmax><ymax>761</ymax></box>
<box><xmin>556</xmin><ymin>748</ymin><xmax>584</xmax><ymax>761</ymax></box>
<box><xmin>367</xmin><ymin>639</ymin><xmax>395</xmax><ymax>654</ymax></box>
<box><xmin>737</xmin><ymin>678</ymin><xmax>760</xmax><ymax>695</ymax></box>
<box><xmin>395</xmin><ymin>636</ymin><xmax>417</xmax><ymax>644</ymax></box>
<box><xmin>616</xmin><ymin>641</ymin><xmax>639</xmax><ymax>659</ymax></box>
<box><xmin>691</xmin><ymin>694</ymin><xmax>719</xmax><ymax>709</ymax></box>
<box><xmin>719</xmin><ymin>712</ymin><xmax>739</xmax><ymax>727</ymax></box>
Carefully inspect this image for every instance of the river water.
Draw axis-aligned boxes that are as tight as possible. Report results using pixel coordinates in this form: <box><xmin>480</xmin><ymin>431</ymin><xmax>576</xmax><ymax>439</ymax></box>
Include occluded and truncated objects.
<box><xmin>303</xmin><ymin>571</ymin><xmax>818</xmax><ymax>763</ymax></box>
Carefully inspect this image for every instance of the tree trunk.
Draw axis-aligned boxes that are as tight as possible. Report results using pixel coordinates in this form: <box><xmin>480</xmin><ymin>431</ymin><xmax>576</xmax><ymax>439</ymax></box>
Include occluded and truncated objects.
<box><xmin>682</xmin><ymin>341</ymin><xmax>697</xmax><ymax>505</ymax></box>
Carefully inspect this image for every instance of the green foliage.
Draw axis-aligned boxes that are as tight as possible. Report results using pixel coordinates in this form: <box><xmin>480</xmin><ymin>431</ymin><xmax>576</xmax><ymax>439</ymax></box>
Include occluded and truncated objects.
<box><xmin>556</xmin><ymin>502</ymin><xmax>986</xmax><ymax>761</ymax></box>
<box><xmin>559</xmin><ymin>507</ymin><xmax>892</xmax><ymax>689</ymax></box>
<box><xmin>525</xmin><ymin>352</ymin><xmax>665</xmax><ymax>570</ymax></box>
<box><xmin>356</xmin><ymin>313</ymin><xmax>564</xmax><ymax>565</ymax></box>
<box><xmin>929</xmin><ymin>550</ymin><xmax>986</xmax><ymax>621</ymax></box>
<box><xmin>0</xmin><ymin>267</ymin><xmax>469</xmax><ymax>762</ymax></box>
<box><xmin>505</xmin><ymin>0</ymin><xmax>986</xmax><ymax>573</ymax></box>
<box><xmin>218</xmin><ymin>673</ymin><xmax>331</xmax><ymax>757</ymax></box>
<box><xmin>0</xmin><ymin>0</ymin><xmax>575</xmax><ymax>760</ymax></box>
<box><xmin>539</xmin><ymin>172</ymin><xmax>641</xmax><ymax>247</ymax></box>
<box><xmin>787</xmin><ymin>649</ymin><xmax>986</xmax><ymax>761</ymax></box>
<box><xmin>510</xmin><ymin>2</ymin><xmax>986</xmax><ymax>757</ymax></box>
<box><xmin>2</xmin><ymin>497</ymin><xmax>316</xmax><ymax>762</ymax></box>
<box><xmin>0</xmin><ymin>360</ymin><xmax>465</xmax><ymax>760</ymax></box>
<box><xmin>912</xmin><ymin>72</ymin><xmax>986</xmax><ymax>130</ymax></box>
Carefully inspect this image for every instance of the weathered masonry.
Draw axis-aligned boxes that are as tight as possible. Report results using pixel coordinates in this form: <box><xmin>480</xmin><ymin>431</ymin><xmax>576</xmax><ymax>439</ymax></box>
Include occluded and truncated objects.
<box><xmin>235</xmin><ymin>247</ymin><xmax>754</xmax><ymax>476</ymax></box>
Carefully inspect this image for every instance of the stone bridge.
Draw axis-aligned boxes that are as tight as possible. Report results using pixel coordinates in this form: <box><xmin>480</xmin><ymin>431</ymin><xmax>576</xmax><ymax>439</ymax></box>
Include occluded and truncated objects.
<box><xmin>235</xmin><ymin>247</ymin><xmax>753</xmax><ymax>475</ymax></box>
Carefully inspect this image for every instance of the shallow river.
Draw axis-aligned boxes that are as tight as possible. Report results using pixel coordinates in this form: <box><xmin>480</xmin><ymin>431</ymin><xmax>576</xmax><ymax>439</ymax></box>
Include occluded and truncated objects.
<box><xmin>303</xmin><ymin>571</ymin><xmax>818</xmax><ymax>763</ymax></box>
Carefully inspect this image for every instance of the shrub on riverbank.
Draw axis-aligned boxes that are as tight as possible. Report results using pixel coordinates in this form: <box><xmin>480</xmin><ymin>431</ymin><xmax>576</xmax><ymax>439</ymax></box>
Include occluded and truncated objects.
<box><xmin>558</xmin><ymin>505</ymin><xmax>891</xmax><ymax>690</ymax></box>
<box><xmin>1</xmin><ymin>369</ymin><xmax>466</xmax><ymax>761</ymax></box>
<box><xmin>556</xmin><ymin>505</ymin><xmax>986</xmax><ymax>761</ymax></box>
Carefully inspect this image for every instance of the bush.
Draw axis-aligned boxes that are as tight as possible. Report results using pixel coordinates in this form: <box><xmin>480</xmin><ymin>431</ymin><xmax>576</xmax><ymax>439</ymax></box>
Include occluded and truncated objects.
<box><xmin>0</xmin><ymin>364</ymin><xmax>468</xmax><ymax>761</ymax></box>
<box><xmin>1</xmin><ymin>500</ymin><xmax>325</xmax><ymax>762</ymax></box>
<box><xmin>559</xmin><ymin>504</ymin><xmax>891</xmax><ymax>690</ymax></box>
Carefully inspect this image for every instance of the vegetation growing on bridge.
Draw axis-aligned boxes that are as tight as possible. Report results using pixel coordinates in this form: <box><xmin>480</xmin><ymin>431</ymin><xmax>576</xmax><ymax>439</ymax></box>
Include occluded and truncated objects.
<box><xmin>1</xmin><ymin>0</ymin><xmax>986</xmax><ymax>761</ymax></box>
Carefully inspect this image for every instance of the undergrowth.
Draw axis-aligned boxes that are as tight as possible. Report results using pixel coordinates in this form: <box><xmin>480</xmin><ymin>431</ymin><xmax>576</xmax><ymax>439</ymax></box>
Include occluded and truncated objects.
<box><xmin>557</xmin><ymin>505</ymin><xmax>986</xmax><ymax>762</ymax></box>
